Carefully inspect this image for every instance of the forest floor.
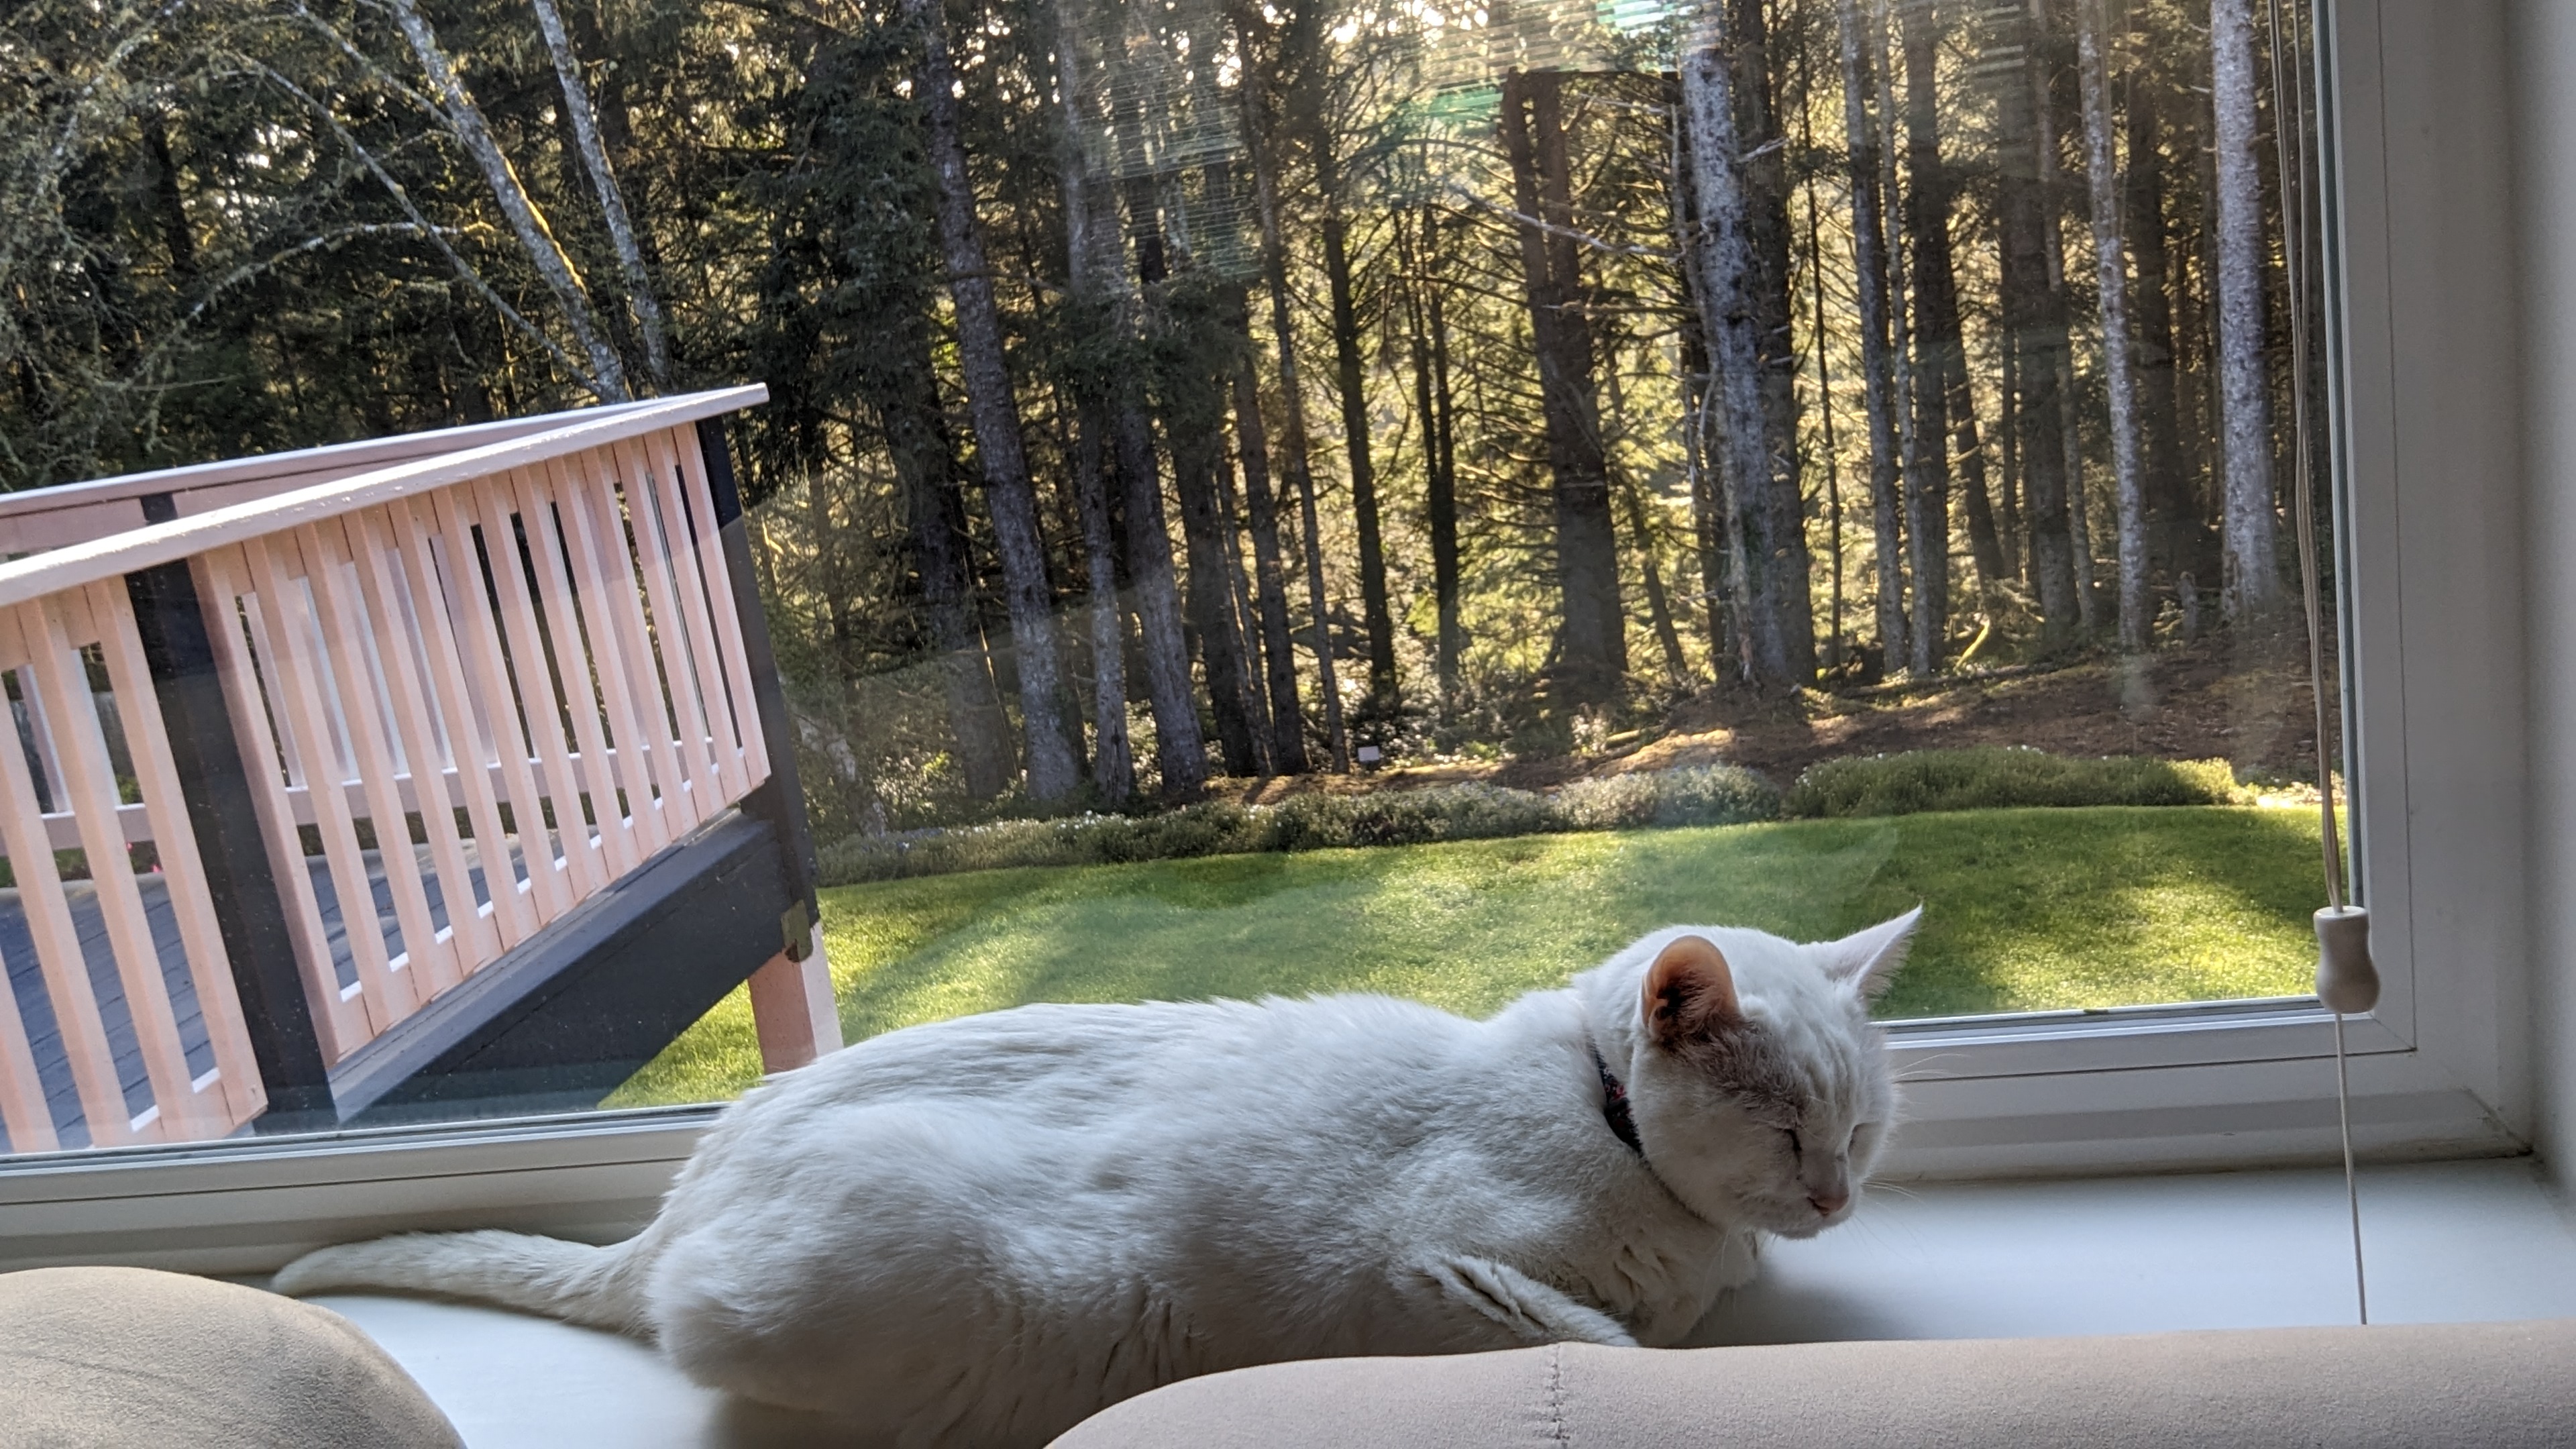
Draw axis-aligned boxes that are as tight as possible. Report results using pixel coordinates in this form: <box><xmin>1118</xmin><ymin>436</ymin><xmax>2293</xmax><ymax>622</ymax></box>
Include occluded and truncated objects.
<box><xmin>610</xmin><ymin>805</ymin><xmax>2323</xmax><ymax>1110</ymax></box>
<box><xmin>1214</xmin><ymin>629</ymin><xmax>2331</xmax><ymax>804</ymax></box>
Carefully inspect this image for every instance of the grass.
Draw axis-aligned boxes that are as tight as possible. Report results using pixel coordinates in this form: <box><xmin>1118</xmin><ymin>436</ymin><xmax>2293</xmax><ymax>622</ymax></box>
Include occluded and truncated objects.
<box><xmin>607</xmin><ymin>805</ymin><xmax>2326</xmax><ymax>1110</ymax></box>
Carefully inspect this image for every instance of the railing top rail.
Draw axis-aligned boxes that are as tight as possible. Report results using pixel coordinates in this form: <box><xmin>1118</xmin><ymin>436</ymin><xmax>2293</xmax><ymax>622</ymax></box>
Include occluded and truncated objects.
<box><xmin>0</xmin><ymin>386</ymin><xmax>766</xmax><ymax>613</ymax></box>
<box><xmin>0</xmin><ymin>396</ymin><xmax>685</xmax><ymax>521</ymax></box>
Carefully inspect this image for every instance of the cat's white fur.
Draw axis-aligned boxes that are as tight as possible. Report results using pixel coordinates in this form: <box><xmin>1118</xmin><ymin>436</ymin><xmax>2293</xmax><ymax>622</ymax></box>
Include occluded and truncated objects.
<box><xmin>276</xmin><ymin>910</ymin><xmax>1917</xmax><ymax>1446</ymax></box>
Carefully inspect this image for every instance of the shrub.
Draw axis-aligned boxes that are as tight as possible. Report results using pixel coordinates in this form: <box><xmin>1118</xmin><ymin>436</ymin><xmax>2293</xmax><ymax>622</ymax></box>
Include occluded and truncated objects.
<box><xmin>1346</xmin><ymin>782</ymin><xmax>1556</xmax><ymax>846</ymax></box>
<box><xmin>818</xmin><ymin>767</ymin><xmax>1782</xmax><ymax>885</ymax></box>
<box><xmin>1783</xmin><ymin>747</ymin><xmax>2239</xmax><ymax>818</ymax></box>
<box><xmin>817</xmin><ymin>753</ymin><xmax>2235</xmax><ymax>886</ymax></box>
<box><xmin>1555</xmin><ymin>765</ymin><xmax>1780</xmax><ymax>830</ymax></box>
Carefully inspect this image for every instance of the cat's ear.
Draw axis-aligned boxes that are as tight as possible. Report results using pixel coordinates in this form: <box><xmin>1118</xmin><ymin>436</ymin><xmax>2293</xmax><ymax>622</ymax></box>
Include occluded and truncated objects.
<box><xmin>1817</xmin><ymin>907</ymin><xmax>1921</xmax><ymax>1002</ymax></box>
<box><xmin>1641</xmin><ymin>934</ymin><xmax>1741</xmax><ymax>1044</ymax></box>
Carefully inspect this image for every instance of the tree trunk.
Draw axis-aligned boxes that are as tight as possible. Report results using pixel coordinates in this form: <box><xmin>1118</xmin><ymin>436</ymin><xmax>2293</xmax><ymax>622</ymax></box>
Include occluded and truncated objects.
<box><xmin>1428</xmin><ymin>232</ymin><xmax>1465</xmax><ymax>706</ymax></box>
<box><xmin>1169</xmin><ymin>355</ymin><xmax>1265</xmax><ymax>776</ymax></box>
<box><xmin>1900</xmin><ymin>0</ymin><xmax>2000</xmax><ymax>604</ymax></box>
<box><xmin>2123</xmin><ymin>65</ymin><xmax>2193</xmax><ymax>590</ymax></box>
<box><xmin>883</xmin><ymin>315</ymin><xmax>1015</xmax><ymax>802</ymax></box>
<box><xmin>1986</xmin><ymin>0</ymin><xmax>2080</xmax><ymax>642</ymax></box>
<box><xmin>1403</xmin><ymin>209</ymin><xmax>1466</xmax><ymax>708</ymax></box>
<box><xmin>1054</xmin><ymin>75</ymin><xmax>1136</xmax><ymax>803</ymax></box>
<box><xmin>1680</xmin><ymin>7</ymin><xmax>1815</xmax><ymax>688</ymax></box>
<box><xmin>909</xmin><ymin>0</ymin><xmax>1081</xmax><ymax>798</ymax></box>
<box><xmin>1836</xmin><ymin>0</ymin><xmax>1907</xmax><ymax>676</ymax></box>
<box><xmin>386</xmin><ymin>0</ymin><xmax>629</xmax><ymax>400</ymax></box>
<box><xmin>529</xmin><ymin>0</ymin><xmax>671</xmax><ymax>390</ymax></box>
<box><xmin>1500</xmin><ymin>71</ymin><xmax>1627</xmax><ymax>706</ymax></box>
<box><xmin>1228</xmin><ymin>308</ymin><xmax>1308</xmax><ymax>773</ymax></box>
<box><xmin>2030</xmin><ymin>9</ymin><xmax>2099</xmax><ymax>635</ymax></box>
<box><xmin>1250</xmin><ymin>117</ymin><xmax>1348</xmax><ymax>769</ymax></box>
<box><xmin>1736</xmin><ymin>0</ymin><xmax>1815</xmax><ymax>682</ymax></box>
<box><xmin>2212</xmin><ymin>0</ymin><xmax>2282</xmax><ymax>620</ymax></box>
<box><xmin>1315</xmin><ymin>147</ymin><xmax>1399</xmax><ymax>707</ymax></box>
<box><xmin>1670</xmin><ymin>89</ymin><xmax>1742</xmax><ymax>677</ymax></box>
<box><xmin>2076</xmin><ymin>0</ymin><xmax>2151</xmax><ymax>650</ymax></box>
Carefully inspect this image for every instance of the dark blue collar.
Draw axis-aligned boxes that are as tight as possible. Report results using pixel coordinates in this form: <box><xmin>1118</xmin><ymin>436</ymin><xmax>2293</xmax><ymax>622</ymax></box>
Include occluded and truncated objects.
<box><xmin>1589</xmin><ymin>1042</ymin><xmax>1645</xmax><ymax>1156</ymax></box>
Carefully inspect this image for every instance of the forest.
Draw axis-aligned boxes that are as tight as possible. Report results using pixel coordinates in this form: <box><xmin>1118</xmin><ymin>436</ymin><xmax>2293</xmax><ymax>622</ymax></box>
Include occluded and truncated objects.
<box><xmin>1</xmin><ymin>0</ymin><xmax>2330</xmax><ymax>846</ymax></box>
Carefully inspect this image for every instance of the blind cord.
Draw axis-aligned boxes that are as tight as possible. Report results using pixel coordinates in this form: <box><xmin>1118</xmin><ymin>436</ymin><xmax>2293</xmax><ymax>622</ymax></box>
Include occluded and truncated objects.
<box><xmin>2265</xmin><ymin>0</ymin><xmax>2370</xmax><ymax>1327</ymax></box>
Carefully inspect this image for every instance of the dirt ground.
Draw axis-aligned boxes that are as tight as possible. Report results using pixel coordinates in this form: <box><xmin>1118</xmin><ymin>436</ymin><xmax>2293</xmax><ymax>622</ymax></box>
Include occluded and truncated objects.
<box><xmin>1216</xmin><ymin>630</ymin><xmax>2335</xmax><ymax>801</ymax></box>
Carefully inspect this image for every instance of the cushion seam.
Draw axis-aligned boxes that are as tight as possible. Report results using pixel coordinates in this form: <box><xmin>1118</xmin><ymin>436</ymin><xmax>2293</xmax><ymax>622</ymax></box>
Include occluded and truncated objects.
<box><xmin>1549</xmin><ymin>1343</ymin><xmax>1570</xmax><ymax>1448</ymax></box>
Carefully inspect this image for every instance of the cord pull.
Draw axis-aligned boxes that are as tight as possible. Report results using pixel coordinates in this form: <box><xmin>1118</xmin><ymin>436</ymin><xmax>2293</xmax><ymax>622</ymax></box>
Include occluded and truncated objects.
<box><xmin>2316</xmin><ymin>906</ymin><xmax>2379</xmax><ymax>1014</ymax></box>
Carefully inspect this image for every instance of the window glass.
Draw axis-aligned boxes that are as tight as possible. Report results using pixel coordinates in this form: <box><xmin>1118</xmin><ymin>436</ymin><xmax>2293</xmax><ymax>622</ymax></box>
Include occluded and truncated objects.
<box><xmin>0</xmin><ymin>0</ymin><xmax>2343</xmax><ymax>1152</ymax></box>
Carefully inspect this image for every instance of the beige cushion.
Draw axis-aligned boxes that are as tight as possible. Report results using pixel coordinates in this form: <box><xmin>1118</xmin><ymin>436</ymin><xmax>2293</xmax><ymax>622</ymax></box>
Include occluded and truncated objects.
<box><xmin>0</xmin><ymin>1266</ymin><xmax>461</xmax><ymax>1449</ymax></box>
<box><xmin>1052</xmin><ymin>1319</ymin><xmax>2576</xmax><ymax>1448</ymax></box>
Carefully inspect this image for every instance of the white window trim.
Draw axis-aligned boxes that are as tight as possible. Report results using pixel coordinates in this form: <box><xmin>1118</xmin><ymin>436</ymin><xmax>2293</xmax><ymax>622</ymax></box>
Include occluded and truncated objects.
<box><xmin>0</xmin><ymin>0</ymin><xmax>2530</xmax><ymax>1275</ymax></box>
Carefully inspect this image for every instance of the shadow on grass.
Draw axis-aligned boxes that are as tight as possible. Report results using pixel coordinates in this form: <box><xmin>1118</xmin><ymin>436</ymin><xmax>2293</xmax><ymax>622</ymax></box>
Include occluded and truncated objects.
<box><xmin>608</xmin><ymin>806</ymin><xmax>2327</xmax><ymax>1109</ymax></box>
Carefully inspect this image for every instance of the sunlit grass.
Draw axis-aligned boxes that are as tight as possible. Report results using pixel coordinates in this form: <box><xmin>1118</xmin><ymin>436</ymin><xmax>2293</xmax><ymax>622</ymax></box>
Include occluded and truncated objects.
<box><xmin>606</xmin><ymin>806</ymin><xmax>2324</xmax><ymax>1108</ymax></box>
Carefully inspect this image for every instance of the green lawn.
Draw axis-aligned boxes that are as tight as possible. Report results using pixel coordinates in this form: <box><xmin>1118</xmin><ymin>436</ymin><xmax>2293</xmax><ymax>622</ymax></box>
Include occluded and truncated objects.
<box><xmin>607</xmin><ymin>805</ymin><xmax>2326</xmax><ymax>1109</ymax></box>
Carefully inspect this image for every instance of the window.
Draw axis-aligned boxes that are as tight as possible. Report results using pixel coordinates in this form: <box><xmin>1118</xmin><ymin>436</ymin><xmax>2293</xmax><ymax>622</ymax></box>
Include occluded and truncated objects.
<box><xmin>0</xmin><ymin>0</ymin><xmax>2530</xmax><ymax>1265</ymax></box>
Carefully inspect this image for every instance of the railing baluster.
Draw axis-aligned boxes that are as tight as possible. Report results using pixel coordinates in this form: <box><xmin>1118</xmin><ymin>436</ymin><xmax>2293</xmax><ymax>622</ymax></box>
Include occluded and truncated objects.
<box><xmin>299</xmin><ymin>522</ymin><xmax>457</xmax><ymax>999</ymax></box>
<box><xmin>244</xmin><ymin>535</ymin><xmax>414</xmax><ymax>1032</ymax></box>
<box><xmin>349</xmin><ymin>505</ymin><xmax>501</xmax><ymax>971</ymax></box>
<box><xmin>508</xmin><ymin>464</ymin><xmax>639</xmax><ymax>879</ymax></box>
<box><xmin>425</xmin><ymin>484</ymin><xmax>574</xmax><ymax>922</ymax></box>
<box><xmin>0</xmin><ymin>635</ymin><xmax>130</xmax><ymax>1145</ymax></box>
<box><xmin>87</xmin><ymin>578</ymin><xmax>266</xmax><ymax>1128</ymax></box>
<box><xmin>24</xmin><ymin>594</ymin><xmax>221</xmax><ymax>1140</ymax></box>
<box><xmin>0</xmin><ymin>953</ymin><xmax>57</xmax><ymax>1152</ymax></box>
<box><xmin>667</xmin><ymin>427</ymin><xmax>771</xmax><ymax>789</ymax></box>
<box><xmin>389</xmin><ymin>495</ymin><xmax>537</xmax><ymax>951</ymax></box>
<box><xmin>466</xmin><ymin>475</ymin><xmax>607</xmax><ymax>898</ymax></box>
<box><xmin>626</xmin><ymin>433</ymin><xmax>731</xmax><ymax>824</ymax></box>
<box><xmin>549</xmin><ymin>449</ymin><xmax>672</xmax><ymax>859</ymax></box>
<box><xmin>640</xmin><ymin>430</ymin><xmax>751</xmax><ymax>806</ymax></box>
<box><xmin>197</xmin><ymin>549</ymin><xmax>359</xmax><ymax>1063</ymax></box>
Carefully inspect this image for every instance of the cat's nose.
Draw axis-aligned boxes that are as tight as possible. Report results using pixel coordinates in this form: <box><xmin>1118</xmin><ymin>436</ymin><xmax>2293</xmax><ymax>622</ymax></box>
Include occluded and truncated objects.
<box><xmin>1808</xmin><ymin>1191</ymin><xmax>1849</xmax><ymax>1216</ymax></box>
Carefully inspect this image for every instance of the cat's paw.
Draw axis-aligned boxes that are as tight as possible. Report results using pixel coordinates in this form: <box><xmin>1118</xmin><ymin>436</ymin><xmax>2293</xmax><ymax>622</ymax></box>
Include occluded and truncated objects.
<box><xmin>1422</xmin><ymin>1256</ymin><xmax>1637</xmax><ymax>1347</ymax></box>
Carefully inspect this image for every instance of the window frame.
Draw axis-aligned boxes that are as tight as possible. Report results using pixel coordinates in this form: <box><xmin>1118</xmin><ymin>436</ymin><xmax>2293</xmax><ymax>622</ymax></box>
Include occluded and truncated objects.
<box><xmin>0</xmin><ymin>0</ymin><xmax>2532</xmax><ymax>1275</ymax></box>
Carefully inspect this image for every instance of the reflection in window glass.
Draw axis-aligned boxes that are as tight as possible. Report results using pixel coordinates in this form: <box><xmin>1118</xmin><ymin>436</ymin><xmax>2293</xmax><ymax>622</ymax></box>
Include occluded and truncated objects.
<box><xmin>0</xmin><ymin>0</ymin><xmax>2341</xmax><ymax>1150</ymax></box>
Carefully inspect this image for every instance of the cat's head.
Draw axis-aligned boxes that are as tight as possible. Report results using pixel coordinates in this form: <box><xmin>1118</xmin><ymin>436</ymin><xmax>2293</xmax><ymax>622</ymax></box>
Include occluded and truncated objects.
<box><xmin>1580</xmin><ymin>911</ymin><xmax>1917</xmax><ymax>1239</ymax></box>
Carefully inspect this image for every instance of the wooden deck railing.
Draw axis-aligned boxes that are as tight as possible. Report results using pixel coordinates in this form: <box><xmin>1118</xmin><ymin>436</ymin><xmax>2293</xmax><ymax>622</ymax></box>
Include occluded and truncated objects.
<box><xmin>0</xmin><ymin>388</ymin><xmax>781</xmax><ymax>1153</ymax></box>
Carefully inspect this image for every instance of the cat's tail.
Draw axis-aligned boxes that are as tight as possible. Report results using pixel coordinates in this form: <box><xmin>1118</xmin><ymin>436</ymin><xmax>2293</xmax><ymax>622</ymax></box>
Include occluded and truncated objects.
<box><xmin>272</xmin><ymin>1227</ymin><xmax>657</xmax><ymax>1337</ymax></box>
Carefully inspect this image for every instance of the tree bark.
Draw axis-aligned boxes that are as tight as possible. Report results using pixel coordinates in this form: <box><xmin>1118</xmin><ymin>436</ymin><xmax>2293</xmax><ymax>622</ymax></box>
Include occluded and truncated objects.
<box><xmin>1227</xmin><ymin>308</ymin><xmax>1308</xmax><ymax>772</ymax></box>
<box><xmin>1500</xmin><ymin>70</ymin><xmax>1627</xmax><ymax>706</ymax></box>
<box><xmin>2212</xmin><ymin>0</ymin><xmax>2282</xmax><ymax>619</ymax></box>
<box><xmin>1252</xmin><ymin>104</ymin><xmax>1347</xmax><ymax>769</ymax></box>
<box><xmin>384</xmin><ymin>0</ymin><xmax>629</xmax><ymax>401</ymax></box>
<box><xmin>1900</xmin><ymin>1</ymin><xmax>2000</xmax><ymax>605</ymax></box>
<box><xmin>2123</xmin><ymin>66</ymin><xmax>2194</xmax><ymax>588</ymax></box>
<box><xmin>1986</xmin><ymin>0</ymin><xmax>2080</xmax><ymax>642</ymax></box>
<box><xmin>1166</xmin><ymin>321</ymin><xmax>1265</xmax><ymax>776</ymax></box>
<box><xmin>908</xmin><ymin>0</ymin><xmax>1080</xmax><ymax>798</ymax></box>
<box><xmin>1670</xmin><ymin>89</ymin><xmax>1741</xmax><ymax>676</ymax></box>
<box><xmin>529</xmin><ymin>0</ymin><xmax>671</xmax><ymax>390</ymax></box>
<box><xmin>1054</xmin><ymin>58</ymin><xmax>1136</xmax><ymax>803</ymax></box>
<box><xmin>1403</xmin><ymin>209</ymin><xmax>1465</xmax><ymax>708</ymax></box>
<box><xmin>1314</xmin><ymin>146</ymin><xmax>1399</xmax><ymax>707</ymax></box>
<box><xmin>2076</xmin><ymin>0</ymin><xmax>2151</xmax><ymax>650</ymax></box>
<box><xmin>882</xmin><ymin>315</ymin><xmax>1014</xmax><ymax>802</ymax></box>
<box><xmin>1836</xmin><ymin>0</ymin><xmax>1907</xmax><ymax>676</ymax></box>
<box><xmin>2031</xmin><ymin>15</ymin><xmax>2100</xmax><ymax>637</ymax></box>
<box><xmin>1680</xmin><ymin>6</ymin><xmax>1815</xmax><ymax>688</ymax></box>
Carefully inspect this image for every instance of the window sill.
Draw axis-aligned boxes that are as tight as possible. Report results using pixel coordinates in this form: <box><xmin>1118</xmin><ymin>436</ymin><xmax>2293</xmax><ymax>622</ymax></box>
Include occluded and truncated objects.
<box><xmin>297</xmin><ymin>1157</ymin><xmax>2576</xmax><ymax>1449</ymax></box>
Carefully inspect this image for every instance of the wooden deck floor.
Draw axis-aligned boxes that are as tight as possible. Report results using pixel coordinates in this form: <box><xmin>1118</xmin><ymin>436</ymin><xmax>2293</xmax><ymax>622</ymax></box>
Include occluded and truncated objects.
<box><xmin>3</xmin><ymin>841</ymin><xmax>517</xmax><ymax>1150</ymax></box>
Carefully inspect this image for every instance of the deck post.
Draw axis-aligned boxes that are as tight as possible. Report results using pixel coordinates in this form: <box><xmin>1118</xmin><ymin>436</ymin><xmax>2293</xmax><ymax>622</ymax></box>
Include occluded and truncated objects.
<box><xmin>695</xmin><ymin>418</ymin><xmax>840</xmax><ymax>1066</ymax></box>
<box><xmin>125</xmin><ymin>494</ymin><xmax>335</xmax><ymax>1132</ymax></box>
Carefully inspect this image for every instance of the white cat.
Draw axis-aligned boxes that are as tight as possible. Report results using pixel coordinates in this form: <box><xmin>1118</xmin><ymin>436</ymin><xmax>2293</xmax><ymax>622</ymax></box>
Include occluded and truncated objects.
<box><xmin>276</xmin><ymin>910</ymin><xmax>1917</xmax><ymax>1446</ymax></box>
